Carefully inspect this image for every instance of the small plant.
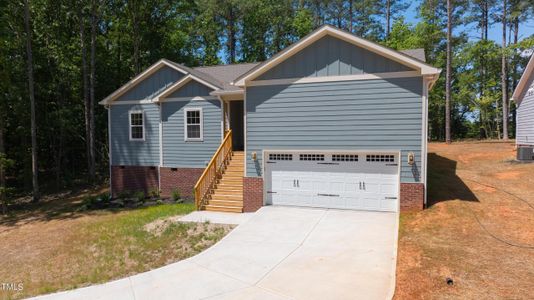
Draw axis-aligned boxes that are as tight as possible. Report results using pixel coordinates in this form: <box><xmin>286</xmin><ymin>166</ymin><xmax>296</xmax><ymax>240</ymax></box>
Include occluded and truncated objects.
<box><xmin>117</xmin><ymin>190</ymin><xmax>132</xmax><ymax>200</ymax></box>
<box><xmin>149</xmin><ymin>188</ymin><xmax>160</xmax><ymax>199</ymax></box>
<box><xmin>171</xmin><ymin>189</ymin><xmax>181</xmax><ymax>202</ymax></box>
<box><xmin>156</xmin><ymin>199</ymin><xmax>163</xmax><ymax>205</ymax></box>
<box><xmin>133</xmin><ymin>191</ymin><xmax>145</xmax><ymax>203</ymax></box>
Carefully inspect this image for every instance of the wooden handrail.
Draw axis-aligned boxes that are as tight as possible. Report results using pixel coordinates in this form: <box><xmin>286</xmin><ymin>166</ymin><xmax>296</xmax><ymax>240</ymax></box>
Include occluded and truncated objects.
<box><xmin>194</xmin><ymin>130</ymin><xmax>233</xmax><ymax>209</ymax></box>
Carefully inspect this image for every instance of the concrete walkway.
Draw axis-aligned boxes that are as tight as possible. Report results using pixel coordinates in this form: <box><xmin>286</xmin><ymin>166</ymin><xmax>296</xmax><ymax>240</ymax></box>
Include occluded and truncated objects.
<box><xmin>33</xmin><ymin>206</ymin><xmax>399</xmax><ymax>300</ymax></box>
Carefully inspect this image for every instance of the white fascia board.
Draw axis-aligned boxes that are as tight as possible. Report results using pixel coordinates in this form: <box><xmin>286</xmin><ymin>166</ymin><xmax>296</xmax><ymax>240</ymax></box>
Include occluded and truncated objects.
<box><xmin>154</xmin><ymin>75</ymin><xmax>193</xmax><ymax>102</ymax></box>
<box><xmin>234</xmin><ymin>26</ymin><xmax>441</xmax><ymax>86</ymax></box>
<box><xmin>512</xmin><ymin>54</ymin><xmax>534</xmax><ymax>104</ymax></box>
<box><xmin>99</xmin><ymin>59</ymin><xmax>189</xmax><ymax>105</ymax></box>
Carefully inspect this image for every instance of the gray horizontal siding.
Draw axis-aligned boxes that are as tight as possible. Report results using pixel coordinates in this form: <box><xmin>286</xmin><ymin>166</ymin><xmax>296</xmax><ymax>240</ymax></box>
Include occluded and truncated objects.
<box><xmin>167</xmin><ymin>80</ymin><xmax>213</xmax><ymax>98</ymax></box>
<box><xmin>246</xmin><ymin>77</ymin><xmax>424</xmax><ymax>183</ymax></box>
<box><xmin>110</xmin><ymin>104</ymin><xmax>160</xmax><ymax>166</ymax></box>
<box><xmin>517</xmin><ymin>82</ymin><xmax>534</xmax><ymax>145</ymax></box>
<box><xmin>162</xmin><ymin>99</ymin><xmax>222</xmax><ymax>167</ymax></box>
<box><xmin>117</xmin><ymin>66</ymin><xmax>184</xmax><ymax>101</ymax></box>
<box><xmin>257</xmin><ymin>35</ymin><xmax>412</xmax><ymax>80</ymax></box>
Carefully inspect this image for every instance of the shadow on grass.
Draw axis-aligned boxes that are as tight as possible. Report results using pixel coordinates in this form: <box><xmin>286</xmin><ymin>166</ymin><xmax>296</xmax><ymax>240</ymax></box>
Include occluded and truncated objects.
<box><xmin>0</xmin><ymin>187</ymin><xmax>136</xmax><ymax>228</ymax></box>
<box><xmin>427</xmin><ymin>153</ymin><xmax>478</xmax><ymax>207</ymax></box>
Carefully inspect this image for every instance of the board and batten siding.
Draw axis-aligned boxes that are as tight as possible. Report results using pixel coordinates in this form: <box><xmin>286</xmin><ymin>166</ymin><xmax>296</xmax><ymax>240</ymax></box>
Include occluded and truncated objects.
<box><xmin>161</xmin><ymin>99</ymin><xmax>222</xmax><ymax>167</ymax></box>
<box><xmin>116</xmin><ymin>66</ymin><xmax>184</xmax><ymax>102</ymax></box>
<box><xmin>110</xmin><ymin>104</ymin><xmax>160</xmax><ymax>166</ymax></box>
<box><xmin>246</xmin><ymin>77</ymin><xmax>424</xmax><ymax>183</ymax></box>
<box><xmin>517</xmin><ymin>81</ymin><xmax>534</xmax><ymax>146</ymax></box>
<box><xmin>257</xmin><ymin>35</ymin><xmax>412</xmax><ymax>81</ymax></box>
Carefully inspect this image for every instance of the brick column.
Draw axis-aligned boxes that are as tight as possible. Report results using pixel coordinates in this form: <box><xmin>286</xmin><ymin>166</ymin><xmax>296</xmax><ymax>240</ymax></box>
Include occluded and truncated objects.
<box><xmin>400</xmin><ymin>183</ymin><xmax>424</xmax><ymax>211</ymax></box>
<box><xmin>243</xmin><ymin>177</ymin><xmax>263</xmax><ymax>212</ymax></box>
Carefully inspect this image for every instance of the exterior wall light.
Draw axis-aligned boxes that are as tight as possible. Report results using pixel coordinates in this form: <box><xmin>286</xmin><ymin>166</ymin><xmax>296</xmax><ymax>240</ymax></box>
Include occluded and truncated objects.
<box><xmin>251</xmin><ymin>152</ymin><xmax>257</xmax><ymax>160</ymax></box>
<box><xmin>408</xmin><ymin>152</ymin><xmax>415</xmax><ymax>165</ymax></box>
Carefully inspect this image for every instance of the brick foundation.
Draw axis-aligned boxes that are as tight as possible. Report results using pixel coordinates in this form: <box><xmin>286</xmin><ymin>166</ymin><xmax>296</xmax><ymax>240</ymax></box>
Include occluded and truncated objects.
<box><xmin>111</xmin><ymin>166</ymin><xmax>159</xmax><ymax>197</ymax></box>
<box><xmin>160</xmin><ymin>167</ymin><xmax>204</xmax><ymax>200</ymax></box>
<box><xmin>243</xmin><ymin>177</ymin><xmax>264</xmax><ymax>212</ymax></box>
<box><xmin>400</xmin><ymin>183</ymin><xmax>424</xmax><ymax>211</ymax></box>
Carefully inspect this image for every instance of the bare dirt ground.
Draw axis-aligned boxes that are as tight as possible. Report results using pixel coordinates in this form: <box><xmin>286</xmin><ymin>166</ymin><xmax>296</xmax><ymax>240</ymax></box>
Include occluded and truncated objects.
<box><xmin>395</xmin><ymin>141</ymin><xmax>534</xmax><ymax>299</ymax></box>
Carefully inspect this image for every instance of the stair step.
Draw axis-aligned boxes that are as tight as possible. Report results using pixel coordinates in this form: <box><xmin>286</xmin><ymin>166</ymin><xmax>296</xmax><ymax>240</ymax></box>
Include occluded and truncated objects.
<box><xmin>204</xmin><ymin>205</ymin><xmax>243</xmax><ymax>213</ymax></box>
<box><xmin>208</xmin><ymin>199</ymin><xmax>243</xmax><ymax>207</ymax></box>
<box><xmin>211</xmin><ymin>194</ymin><xmax>243</xmax><ymax>200</ymax></box>
<box><xmin>215</xmin><ymin>187</ymin><xmax>243</xmax><ymax>193</ymax></box>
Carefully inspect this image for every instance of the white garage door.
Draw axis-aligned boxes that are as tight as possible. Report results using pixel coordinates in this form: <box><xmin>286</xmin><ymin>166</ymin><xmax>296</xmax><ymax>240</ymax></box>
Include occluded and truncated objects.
<box><xmin>264</xmin><ymin>151</ymin><xmax>399</xmax><ymax>212</ymax></box>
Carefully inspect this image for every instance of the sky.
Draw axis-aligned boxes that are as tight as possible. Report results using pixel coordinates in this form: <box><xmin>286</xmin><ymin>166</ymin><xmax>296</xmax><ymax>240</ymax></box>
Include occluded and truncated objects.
<box><xmin>403</xmin><ymin>2</ymin><xmax>534</xmax><ymax>44</ymax></box>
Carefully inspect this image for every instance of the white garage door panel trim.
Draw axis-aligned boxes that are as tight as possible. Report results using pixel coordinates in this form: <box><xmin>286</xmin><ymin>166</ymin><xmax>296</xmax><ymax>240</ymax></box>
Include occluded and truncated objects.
<box><xmin>263</xmin><ymin>150</ymin><xmax>401</xmax><ymax>212</ymax></box>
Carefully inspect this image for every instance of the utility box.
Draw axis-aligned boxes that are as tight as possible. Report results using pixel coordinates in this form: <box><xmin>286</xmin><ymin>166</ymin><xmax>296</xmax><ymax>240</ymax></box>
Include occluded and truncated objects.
<box><xmin>517</xmin><ymin>146</ymin><xmax>534</xmax><ymax>161</ymax></box>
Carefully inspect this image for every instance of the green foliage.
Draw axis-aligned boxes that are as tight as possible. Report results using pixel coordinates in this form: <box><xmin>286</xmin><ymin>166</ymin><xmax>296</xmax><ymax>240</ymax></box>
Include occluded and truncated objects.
<box><xmin>117</xmin><ymin>190</ymin><xmax>132</xmax><ymax>200</ymax></box>
<box><xmin>293</xmin><ymin>8</ymin><xmax>314</xmax><ymax>39</ymax></box>
<box><xmin>171</xmin><ymin>189</ymin><xmax>181</xmax><ymax>202</ymax></box>
<box><xmin>133</xmin><ymin>191</ymin><xmax>146</xmax><ymax>203</ymax></box>
<box><xmin>148</xmin><ymin>188</ymin><xmax>160</xmax><ymax>199</ymax></box>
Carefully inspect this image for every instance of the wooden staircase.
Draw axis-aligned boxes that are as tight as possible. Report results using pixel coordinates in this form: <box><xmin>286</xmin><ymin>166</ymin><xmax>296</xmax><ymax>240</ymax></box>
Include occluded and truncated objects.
<box><xmin>203</xmin><ymin>151</ymin><xmax>244</xmax><ymax>213</ymax></box>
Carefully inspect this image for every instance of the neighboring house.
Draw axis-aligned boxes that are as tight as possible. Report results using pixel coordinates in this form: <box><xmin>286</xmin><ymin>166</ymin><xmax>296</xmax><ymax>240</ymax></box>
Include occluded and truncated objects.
<box><xmin>512</xmin><ymin>54</ymin><xmax>534</xmax><ymax>161</ymax></box>
<box><xmin>100</xmin><ymin>25</ymin><xmax>441</xmax><ymax>213</ymax></box>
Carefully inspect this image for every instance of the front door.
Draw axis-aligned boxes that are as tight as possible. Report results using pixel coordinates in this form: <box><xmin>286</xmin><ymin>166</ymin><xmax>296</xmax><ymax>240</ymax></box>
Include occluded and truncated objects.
<box><xmin>229</xmin><ymin>100</ymin><xmax>244</xmax><ymax>151</ymax></box>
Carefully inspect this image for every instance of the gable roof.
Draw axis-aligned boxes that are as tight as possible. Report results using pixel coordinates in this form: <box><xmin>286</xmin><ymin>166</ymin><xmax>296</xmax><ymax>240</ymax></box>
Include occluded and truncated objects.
<box><xmin>194</xmin><ymin>63</ymin><xmax>259</xmax><ymax>91</ymax></box>
<box><xmin>234</xmin><ymin>25</ymin><xmax>441</xmax><ymax>86</ymax></box>
<box><xmin>99</xmin><ymin>59</ymin><xmax>222</xmax><ymax>105</ymax></box>
<box><xmin>512</xmin><ymin>54</ymin><xmax>534</xmax><ymax>104</ymax></box>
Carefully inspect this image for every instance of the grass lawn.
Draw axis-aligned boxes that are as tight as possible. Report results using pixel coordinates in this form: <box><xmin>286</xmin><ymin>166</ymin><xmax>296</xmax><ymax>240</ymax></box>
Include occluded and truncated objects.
<box><xmin>0</xmin><ymin>190</ymin><xmax>233</xmax><ymax>300</ymax></box>
<box><xmin>395</xmin><ymin>141</ymin><xmax>534</xmax><ymax>299</ymax></box>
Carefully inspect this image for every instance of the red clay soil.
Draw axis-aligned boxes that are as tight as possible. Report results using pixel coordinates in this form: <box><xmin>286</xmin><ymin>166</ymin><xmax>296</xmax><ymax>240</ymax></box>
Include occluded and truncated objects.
<box><xmin>395</xmin><ymin>141</ymin><xmax>534</xmax><ymax>299</ymax></box>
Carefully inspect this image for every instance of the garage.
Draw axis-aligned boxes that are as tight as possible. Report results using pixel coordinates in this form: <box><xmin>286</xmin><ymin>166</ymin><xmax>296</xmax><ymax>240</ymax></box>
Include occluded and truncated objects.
<box><xmin>264</xmin><ymin>151</ymin><xmax>400</xmax><ymax>212</ymax></box>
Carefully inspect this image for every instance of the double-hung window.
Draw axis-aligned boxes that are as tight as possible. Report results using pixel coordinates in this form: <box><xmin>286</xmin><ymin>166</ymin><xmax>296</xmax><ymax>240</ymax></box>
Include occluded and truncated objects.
<box><xmin>184</xmin><ymin>108</ymin><xmax>203</xmax><ymax>141</ymax></box>
<box><xmin>129</xmin><ymin>110</ymin><xmax>144</xmax><ymax>141</ymax></box>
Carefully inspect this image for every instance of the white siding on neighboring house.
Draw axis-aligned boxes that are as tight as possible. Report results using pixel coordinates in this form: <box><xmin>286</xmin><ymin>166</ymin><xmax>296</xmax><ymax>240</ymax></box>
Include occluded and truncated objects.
<box><xmin>517</xmin><ymin>82</ymin><xmax>534</xmax><ymax>146</ymax></box>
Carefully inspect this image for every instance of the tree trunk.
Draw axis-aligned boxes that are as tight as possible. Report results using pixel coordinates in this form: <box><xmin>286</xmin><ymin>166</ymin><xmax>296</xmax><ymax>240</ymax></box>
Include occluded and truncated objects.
<box><xmin>0</xmin><ymin>117</ymin><xmax>6</xmax><ymax>215</ymax></box>
<box><xmin>501</xmin><ymin>0</ymin><xmax>509</xmax><ymax>141</ymax></box>
<box><xmin>132</xmin><ymin>3</ymin><xmax>140</xmax><ymax>74</ymax></box>
<box><xmin>227</xmin><ymin>6</ymin><xmax>236</xmax><ymax>63</ymax></box>
<box><xmin>386</xmin><ymin>0</ymin><xmax>391</xmax><ymax>38</ymax></box>
<box><xmin>348</xmin><ymin>0</ymin><xmax>353</xmax><ymax>32</ymax></box>
<box><xmin>445</xmin><ymin>0</ymin><xmax>452</xmax><ymax>144</ymax></box>
<box><xmin>24</xmin><ymin>0</ymin><xmax>39</xmax><ymax>202</ymax></box>
<box><xmin>79</xmin><ymin>4</ymin><xmax>91</xmax><ymax>182</ymax></box>
<box><xmin>89</xmin><ymin>0</ymin><xmax>97</xmax><ymax>180</ymax></box>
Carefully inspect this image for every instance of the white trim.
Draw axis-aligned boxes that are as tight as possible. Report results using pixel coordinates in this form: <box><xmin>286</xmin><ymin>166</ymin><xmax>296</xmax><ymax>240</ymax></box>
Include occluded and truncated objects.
<box><xmin>107</xmin><ymin>107</ymin><xmax>112</xmax><ymax>194</ymax></box>
<box><xmin>248</xmin><ymin>71</ymin><xmax>421</xmax><ymax>87</ymax></box>
<box><xmin>421</xmin><ymin>78</ymin><xmax>430</xmax><ymax>206</ymax></box>
<box><xmin>210</xmin><ymin>89</ymin><xmax>244</xmax><ymax>96</ymax></box>
<box><xmin>159</xmin><ymin>104</ymin><xmax>163</xmax><ymax>166</ymax></box>
<box><xmin>106</xmin><ymin>96</ymin><xmax>218</xmax><ymax>105</ymax></box>
<box><xmin>184</xmin><ymin>107</ymin><xmax>204</xmax><ymax>142</ymax></box>
<box><xmin>234</xmin><ymin>26</ymin><xmax>441</xmax><ymax>86</ymax></box>
<box><xmin>243</xmin><ymin>87</ymin><xmax>247</xmax><ymax>177</ymax></box>
<box><xmin>218</xmin><ymin>96</ymin><xmax>224</xmax><ymax>141</ymax></box>
<box><xmin>99</xmin><ymin>59</ymin><xmax>188</xmax><ymax>105</ymax></box>
<box><xmin>128</xmin><ymin>110</ymin><xmax>145</xmax><ymax>141</ymax></box>
<box><xmin>164</xmin><ymin>96</ymin><xmax>218</xmax><ymax>102</ymax></box>
<box><xmin>155</xmin><ymin>75</ymin><xmax>220</xmax><ymax>102</ymax></box>
<box><xmin>512</xmin><ymin>54</ymin><xmax>534</xmax><ymax>104</ymax></box>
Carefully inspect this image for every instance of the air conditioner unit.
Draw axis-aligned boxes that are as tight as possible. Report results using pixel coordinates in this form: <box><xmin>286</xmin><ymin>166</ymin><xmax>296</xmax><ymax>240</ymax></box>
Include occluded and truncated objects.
<box><xmin>517</xmin><ymin>146</ymin><xmax>534</xmax><ymax>161</ymax></box>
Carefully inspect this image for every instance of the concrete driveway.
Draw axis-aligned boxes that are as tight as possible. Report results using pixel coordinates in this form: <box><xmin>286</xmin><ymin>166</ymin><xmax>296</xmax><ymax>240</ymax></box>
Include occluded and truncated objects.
<box><xmin>33</xmin><ymin>206</ymin><xmax>399</xmax><ymax>300</ymax></box>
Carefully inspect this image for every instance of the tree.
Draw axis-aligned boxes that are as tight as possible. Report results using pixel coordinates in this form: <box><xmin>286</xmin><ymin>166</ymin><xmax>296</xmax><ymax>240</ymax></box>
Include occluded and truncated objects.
<box><xmin>501</xmin><ymin>0</ymin><xmax>509</xmax><ymax>140</ymax></box>
<box><xmin>88</xmin><ymin>0</ymin><xmax>97</xmax><ymax>179</ymax></box>
<box><xmin>79</xmin><ymin>2</ymin><xmax>92</xmax><ymax>182</ymax></box>
<box><xmin>381</xmin><ymin>0</ymin><xmax>410</xmax><ymax>38</ymax></box>
<box><xmin>445</xmin><ymin>0</ymin><xmax>452</xmax><ymax>144</ymax></box>
<box><xmin>24</xmin><ymin>0</ymin><xmax>39</xmax><ymax>202</ymax></box>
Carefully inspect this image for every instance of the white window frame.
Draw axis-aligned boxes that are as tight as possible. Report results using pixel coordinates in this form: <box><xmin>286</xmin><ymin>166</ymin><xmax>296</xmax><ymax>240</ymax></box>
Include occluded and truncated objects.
<box><xmin>184</xmin><ymin>107</ymin><xmax>203</xmax><ymax>142</ymax></box>
<box><xmin>129</xmin><ymin>110</ymin><xmax>145</xmax><ymax>141</ymax></box>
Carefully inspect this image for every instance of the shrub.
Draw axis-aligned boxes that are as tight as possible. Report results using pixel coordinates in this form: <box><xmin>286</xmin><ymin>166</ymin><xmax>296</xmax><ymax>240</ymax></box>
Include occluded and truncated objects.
<box><xmin>156</xmin><ymin>199</ymin><xmax>163</xmax><ymax>205</ymax></box>
<box><xmin>149</xmin><ymin>188</ymin><xmax>160</xmax><ymax>199</ymax></box>
<box><xmin>133</xmin><ymin>191</ymin><xmax>145</xmax><ymax>203</ymax></box>
<box><xmin>171</xmin><ymin>189</ymin><xmax>181</xmax><ymax>202</ymax></box>
<box><xmin>117</xmin><ymin>190</ymin><xmax>132</xmax><ymax>200</ymax></box>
